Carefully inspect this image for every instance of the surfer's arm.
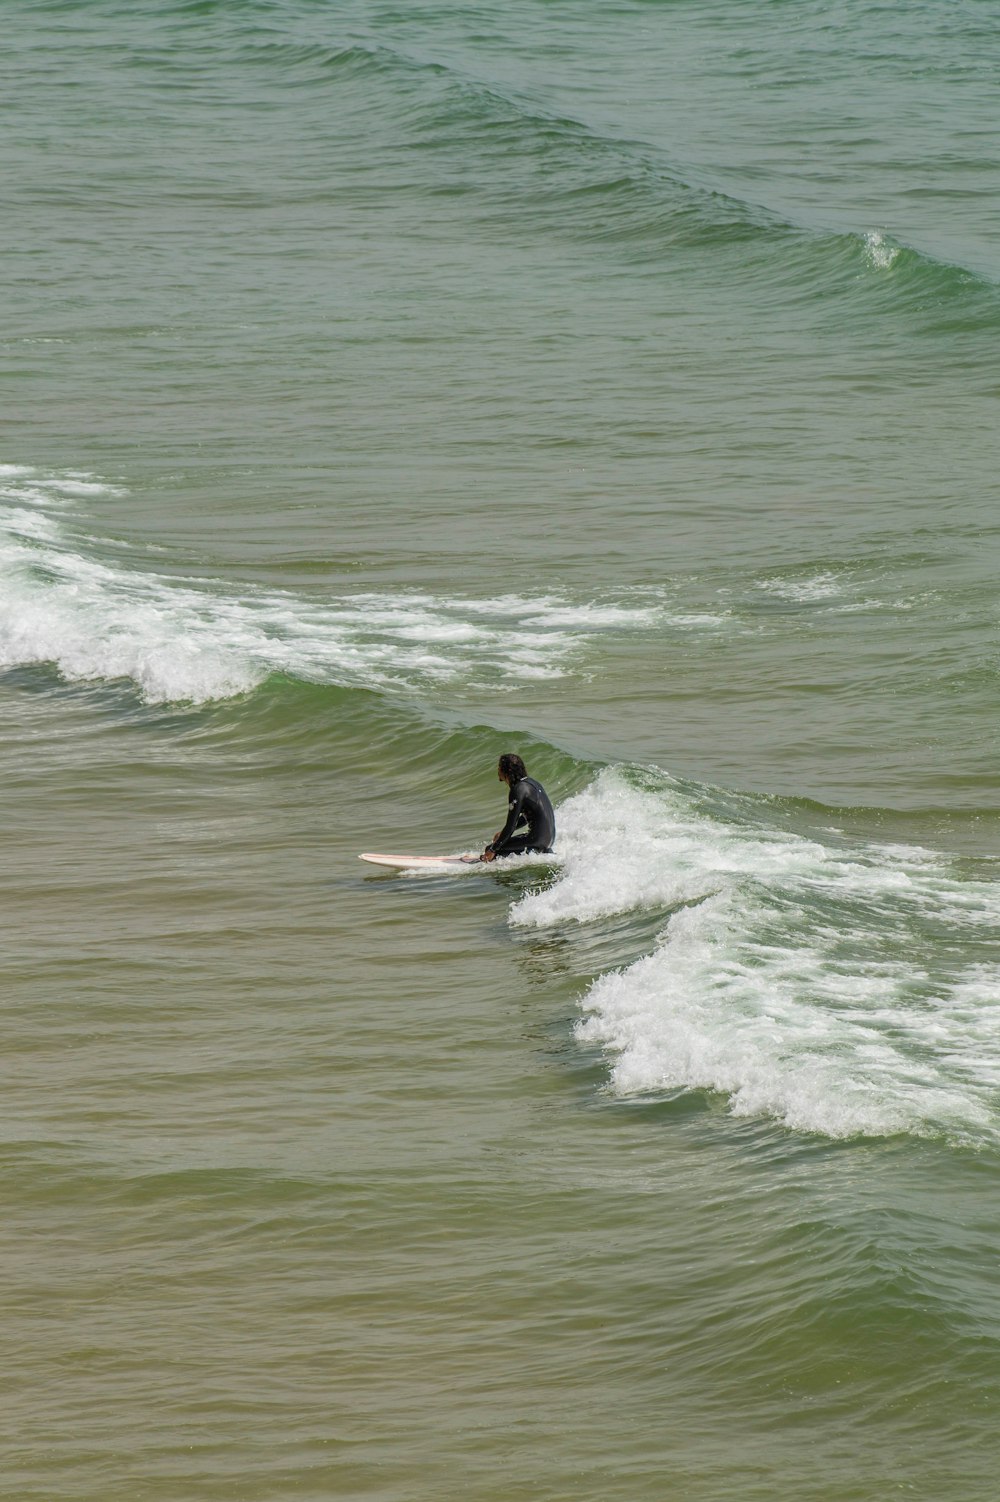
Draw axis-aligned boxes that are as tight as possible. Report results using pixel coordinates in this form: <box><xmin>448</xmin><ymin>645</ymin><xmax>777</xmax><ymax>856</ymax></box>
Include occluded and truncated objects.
<box><xmin>486</xmin><ymin>784</ymin><xmax>528</xmax><ymax>856</ymax></box>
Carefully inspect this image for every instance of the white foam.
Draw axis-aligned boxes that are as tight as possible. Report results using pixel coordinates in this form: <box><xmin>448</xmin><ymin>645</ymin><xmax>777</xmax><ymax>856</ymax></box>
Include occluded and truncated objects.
<box><xmin>43</xmin><ymin>478</ymin><xmax>127</xmax><ymax>498</ymax></box>
<box><xmin>514</xmin><ymin>769</ymin><xmax>1000</xmax><ymax>1142</ymax></box>
<box><xmin>3</xmin><ymin>510</ymin><xmax>60</xmax><ymax>542</ymax></box>
<box><xmin>755</xmin><ymin>571</ymin><xmax>846</xmax><ymax>603</ymax></box>
<box><xmin>521</xmin><ymin>603</ymin><xmax>661</xmax><ymax>628</ymax></box>
<box><xmin>384</xmin><ymin>591</ymin><xmax>664</xmax><ymax>632</ymax></box>
<box><xmin>0</xmin><ymin>469</ymin><xmax>665</xmax><ymax>702</ymax></box>
<box><xmin>0</xmin><ymin>468</ymin><xmax>125</xmax><ymax>502</ymax></box>
<box><xmin>864</xmin><ymin>229</ymin><xmax>900</xmax><ymax>270</ymax></box>
<box><xmin>511</xmin><ymin>775</ymin><xmax>819</xmax><ymax>927</ymax></box>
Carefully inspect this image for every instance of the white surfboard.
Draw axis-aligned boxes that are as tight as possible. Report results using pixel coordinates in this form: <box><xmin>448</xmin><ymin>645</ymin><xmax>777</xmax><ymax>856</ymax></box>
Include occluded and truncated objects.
<box><xmin>359</xmin><ymin>852</ymin><xmax>481</xmax><ymax>870</ymax></box>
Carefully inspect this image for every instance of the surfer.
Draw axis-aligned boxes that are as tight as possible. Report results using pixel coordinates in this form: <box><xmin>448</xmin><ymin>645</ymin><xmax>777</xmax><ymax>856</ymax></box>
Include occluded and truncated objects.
<box><xmin>480</xmin><ymin>754</ymin><xmax>555</xmax><ymax>862</ymax></box>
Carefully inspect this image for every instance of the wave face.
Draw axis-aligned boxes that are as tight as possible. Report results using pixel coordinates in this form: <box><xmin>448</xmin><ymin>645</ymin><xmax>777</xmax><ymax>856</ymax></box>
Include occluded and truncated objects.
<box><xmin>514</xmin><ymin>767</ymin><xmax>1000</xmax><ymax>1142</ymax></box>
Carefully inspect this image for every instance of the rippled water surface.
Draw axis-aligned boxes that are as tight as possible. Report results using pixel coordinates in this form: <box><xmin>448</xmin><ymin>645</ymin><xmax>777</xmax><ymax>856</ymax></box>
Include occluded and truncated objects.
<box><xmin>4</xmin><ymin>2</ymin><xmax>1000</xmax><ymax>1498</ymax></box>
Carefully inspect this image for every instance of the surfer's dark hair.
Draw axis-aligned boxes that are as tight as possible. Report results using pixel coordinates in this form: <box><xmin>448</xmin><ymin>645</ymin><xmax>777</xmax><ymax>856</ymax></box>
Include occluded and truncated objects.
<box><xmin>498</xmin><ymin>753</ymin><xmax>527</xmax><ymax>784</ymax></box>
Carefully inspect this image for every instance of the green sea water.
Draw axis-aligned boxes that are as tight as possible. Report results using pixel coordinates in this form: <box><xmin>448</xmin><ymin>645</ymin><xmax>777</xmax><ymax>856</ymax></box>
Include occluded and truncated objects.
<box><xmin>4</xmin><ymin>2</ymin><xmax>1000</xmax><ymax>1498</ymax></box>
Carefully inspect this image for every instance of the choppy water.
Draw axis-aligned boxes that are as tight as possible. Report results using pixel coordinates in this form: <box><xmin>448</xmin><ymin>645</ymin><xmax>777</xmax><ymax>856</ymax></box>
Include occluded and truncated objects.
<box><xmin>5</xmin><ymin>2</ymin><xmax>1000</xmax><ymax>1498</ymax></box>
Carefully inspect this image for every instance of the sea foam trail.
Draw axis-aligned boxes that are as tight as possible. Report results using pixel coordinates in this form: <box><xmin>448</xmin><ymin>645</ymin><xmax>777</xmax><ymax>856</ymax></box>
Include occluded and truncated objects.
<box><xmin>512</xmin><ymin>770</ymin><xmax>1000</xmax><ymax>1142</ymax></box>
<box><xmin>0</xmin><ymin>470</ymin><xmax>660</xmax><ymax>702</ymax></box>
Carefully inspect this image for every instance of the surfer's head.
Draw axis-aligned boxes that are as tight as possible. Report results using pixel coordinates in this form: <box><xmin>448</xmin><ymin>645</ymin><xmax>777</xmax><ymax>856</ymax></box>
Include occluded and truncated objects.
<box><xmin>498</xmin><ymin>753</ymin><xmax>527</xmax><ymax>786</ymax></box>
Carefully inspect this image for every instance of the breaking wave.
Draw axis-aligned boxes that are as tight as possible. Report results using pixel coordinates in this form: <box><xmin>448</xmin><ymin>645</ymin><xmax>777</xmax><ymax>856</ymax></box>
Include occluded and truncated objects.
<box><xmin>0</xmin><ymin>468</ymin><xmax>663</xmax><ymax>703</ymax></box>
<box><xmin>513</xmin><ymin>767</ymin><xmax>1000</xmax><ymax>1143</ymax></box>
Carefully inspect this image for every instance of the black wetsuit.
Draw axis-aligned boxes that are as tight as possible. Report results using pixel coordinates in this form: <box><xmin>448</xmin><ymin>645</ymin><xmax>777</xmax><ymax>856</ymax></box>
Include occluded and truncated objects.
<box><xmin>487</xmin><ymin>776</ymin><xmax>556</xmax><ymax>857</ymax></box>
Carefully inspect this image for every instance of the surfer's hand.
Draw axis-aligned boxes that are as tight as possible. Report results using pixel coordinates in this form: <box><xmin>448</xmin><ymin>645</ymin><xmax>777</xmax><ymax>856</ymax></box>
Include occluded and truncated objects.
<box><xmin>481</xmin><ymin>849</ymin><xmax>497</xmax><ymax>863</ymax></box>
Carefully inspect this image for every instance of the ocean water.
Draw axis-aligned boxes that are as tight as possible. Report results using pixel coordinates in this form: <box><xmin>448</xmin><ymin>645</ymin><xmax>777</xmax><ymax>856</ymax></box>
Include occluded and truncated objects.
<box><xmin>4</xmin><ymin>1</ymin><xmax>1000</xmax><ymax>1497</ymax></box>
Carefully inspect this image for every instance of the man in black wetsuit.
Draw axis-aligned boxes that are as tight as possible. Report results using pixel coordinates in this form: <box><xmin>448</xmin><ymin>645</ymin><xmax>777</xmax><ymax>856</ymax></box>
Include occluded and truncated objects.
<box><xmin>480</xmin><ymin>753</ymin><xmax>556</xmax><ymax>862</ymax></box>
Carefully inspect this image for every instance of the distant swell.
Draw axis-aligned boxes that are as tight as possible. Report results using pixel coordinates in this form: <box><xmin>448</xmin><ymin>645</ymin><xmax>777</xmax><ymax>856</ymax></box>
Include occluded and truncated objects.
<box><xmin>44</xmin><ymin>18</ymin><xmax>1000</xmax><ymax>304</ymax></box>
<box><xmin>227</xmin><ymin>31</ymin><xmax>1000</xmax><ymax>303</ymax></box>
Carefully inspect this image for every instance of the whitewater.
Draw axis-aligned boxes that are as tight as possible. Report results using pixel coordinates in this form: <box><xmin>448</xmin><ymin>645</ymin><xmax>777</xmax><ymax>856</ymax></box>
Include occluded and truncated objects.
<box><xmin>516</xmin><ymin>769</ymin><xmax>1000</xmax><ymax>1141</ymax></box>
